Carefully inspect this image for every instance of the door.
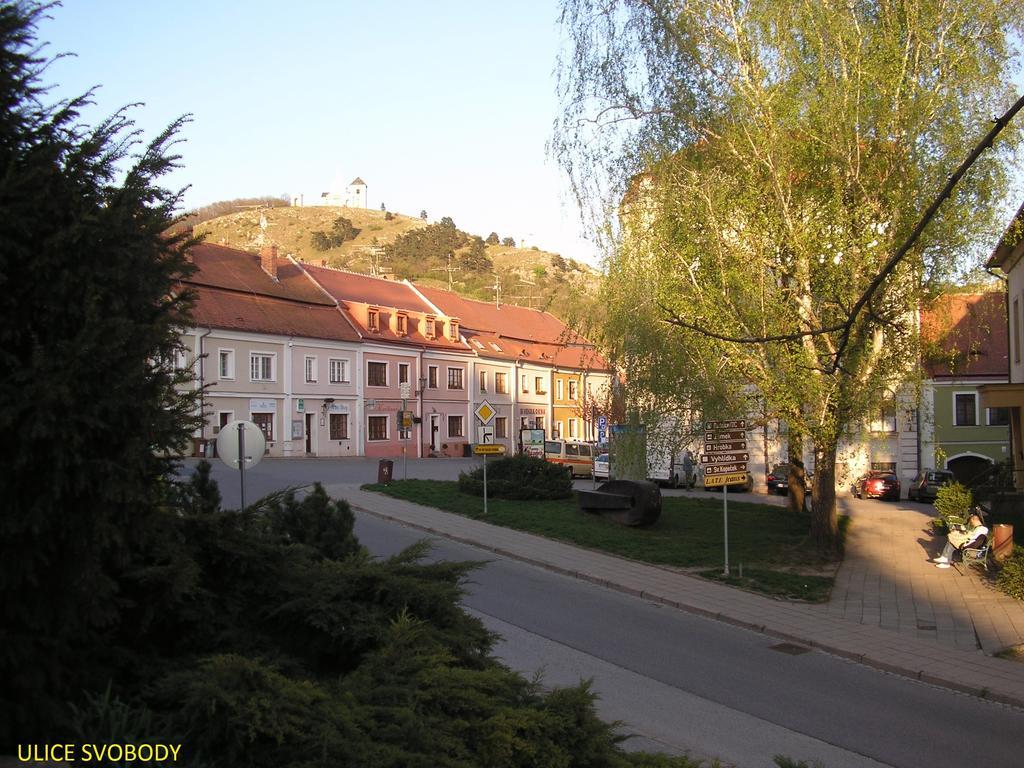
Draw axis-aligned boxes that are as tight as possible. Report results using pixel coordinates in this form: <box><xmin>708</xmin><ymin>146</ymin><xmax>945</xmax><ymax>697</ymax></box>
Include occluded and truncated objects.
<box><xmin>305</xmin><ymin>413</ymin><xmax>313</xmax><ymax>454</ymax></box>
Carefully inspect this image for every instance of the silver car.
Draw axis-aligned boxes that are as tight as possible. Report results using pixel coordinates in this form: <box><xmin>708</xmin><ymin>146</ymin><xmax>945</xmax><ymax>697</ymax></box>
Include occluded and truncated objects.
<box><xmin>593</xmin><ymin>452</ymin><xmax>610</xmax><ymax>481</ymax></box>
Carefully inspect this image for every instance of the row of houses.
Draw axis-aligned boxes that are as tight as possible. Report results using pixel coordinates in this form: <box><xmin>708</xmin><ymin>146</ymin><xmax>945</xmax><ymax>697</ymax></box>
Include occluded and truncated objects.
<box><xmin>177</xmin><ymin>243</ymin><xmax>613</xmax><ymax>459</ymax></box>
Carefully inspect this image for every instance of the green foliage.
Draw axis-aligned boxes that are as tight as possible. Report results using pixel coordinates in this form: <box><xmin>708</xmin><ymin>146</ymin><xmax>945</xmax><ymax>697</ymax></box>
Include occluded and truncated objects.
<box><xmin>458</xmin><ymin>454</ymin><xmax>574</xmax><ymax>500</ymax></box>
<box><xmin>774</xmin><ymin>758</ymin><xmax>825</xmax><ymax>768</ymax></box>
<box><xmin>486</xmin><ymin>231</ymin><xmax>500</xmax><ymax>245</ymax></box>
<box><xmin>502</xmin><ymin>236</ymin><xmax>516</xmax><ymax>247</ymax></box>
<box><xmin>996</xmin><ymin>547</ymin><xmax>1024</xmax><ymax>600</ymax></box>
<box><xmin>459</xmin><ymin>235</ymin><xmax>494</xmax><ymax>272</ymax></box>
<box><xmin>310</xmin><ymin>215</ymin><xmax>360</xmax><ymax>251</ymax></box>
<box><xmin>554</xmin><ymin>0</ymin><xmax>1022</xmax><ymax>553</ymax></box>
<box><xmin>385</xmin><ymin>210</ymin><xmax>394</xmax><ymax>220</ymax></box>
<box><xmin>67</xmin><ymin>682</ymin><xmax>158</xmax><ymax>747</ymax></box>
<box><xmin>263</xmin><ymin>483</ymin><xmax>361</xmax><ymax>560</ymax></box>
<box><xmin>934</xmin><ymin>482</ymin><xmax>974</xmax><ymax>527</ymax></box>
<box><xmin>0</xmin><ymin>2</ymin><xmax>200</xmax><ymax>743</ymax></box>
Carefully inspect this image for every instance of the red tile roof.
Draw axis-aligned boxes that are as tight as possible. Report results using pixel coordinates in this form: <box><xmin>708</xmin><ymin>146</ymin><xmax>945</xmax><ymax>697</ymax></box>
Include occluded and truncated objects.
<box><xmin>188</xmin><ymin>285</ymin><xmax>361</xmax><ymax>342</ymax></box>
<box><xmin>418</xmin><ymin>285</ymin><xmax>610</xmax><ymax>371</ymax></box>
<box><xmin>302</xmin><ymin>265</ymin><xmax>436</xmax><ymax>313</ymax></box>
<box><xmin>186</xmin><ymin>243</ymin><xmax>333</xmax><ymax>305</ymax></box>
<box><xmin>921</xmin><ymin>292</ymin><xmax>1008</xmax><ymax>378</ymax></box>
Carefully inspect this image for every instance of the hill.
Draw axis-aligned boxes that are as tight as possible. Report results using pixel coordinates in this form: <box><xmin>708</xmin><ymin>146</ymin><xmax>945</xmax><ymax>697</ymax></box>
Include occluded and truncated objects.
<box><xmin>194</xmin><ymin>205</ymin><xmax>601</xmax><ymax>323</ymax></box>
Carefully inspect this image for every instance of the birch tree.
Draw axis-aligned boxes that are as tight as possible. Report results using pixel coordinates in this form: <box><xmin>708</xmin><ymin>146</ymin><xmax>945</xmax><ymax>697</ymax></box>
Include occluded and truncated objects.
<box><xmin>554</xmin><ymin>0</ymin><xmax>1023</xmax><ymax>551</ymax></box>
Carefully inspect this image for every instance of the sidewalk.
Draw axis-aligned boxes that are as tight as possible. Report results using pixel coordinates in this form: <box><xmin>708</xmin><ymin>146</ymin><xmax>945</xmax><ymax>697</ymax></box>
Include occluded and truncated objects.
<box><xmin>328</xmin><ymin>483</ymin><xmax>1024</xmax><ymax>708</ymax></box>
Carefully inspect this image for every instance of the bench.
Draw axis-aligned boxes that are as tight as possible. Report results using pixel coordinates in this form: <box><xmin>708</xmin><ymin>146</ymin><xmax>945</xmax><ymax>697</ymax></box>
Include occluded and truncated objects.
<box><xmin>953</xmin><ymin>534</ymin><xmax>990</xmax><ymax>576</ymax></box>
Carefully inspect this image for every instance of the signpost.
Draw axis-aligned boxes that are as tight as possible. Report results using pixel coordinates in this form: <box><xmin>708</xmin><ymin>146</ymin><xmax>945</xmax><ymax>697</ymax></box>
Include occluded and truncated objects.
<box><xmin>400</xmin><ymin>382</ymin><xmax>412</xmax><ymax>479</ymax></box>
<box><xmin>474</xmin><ymin>400</ymin><xmax>496</xmax><ymax>514</ymax></box>
<box><xmin>215</xmin><ymin>420</ymin><xmax>267</xmax><ymax>510</ymax></box>
<box><xmin>703</xmin><ymin>419</ymin><xmax>749</xmax><ymax>575</ymax></box>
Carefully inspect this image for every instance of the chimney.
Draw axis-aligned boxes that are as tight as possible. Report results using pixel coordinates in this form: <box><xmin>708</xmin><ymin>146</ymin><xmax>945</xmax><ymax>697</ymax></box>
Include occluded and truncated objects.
<box><xmin>260</xmin><ymin>244</ymin><xmax>279</xmax><ymax>280</ymax></box>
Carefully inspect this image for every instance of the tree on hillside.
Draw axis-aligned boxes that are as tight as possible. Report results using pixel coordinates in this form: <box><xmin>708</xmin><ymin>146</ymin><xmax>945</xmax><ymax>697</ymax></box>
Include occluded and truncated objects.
<box><xmin>502</xmin><ymin>236</ymin><xmax>516</xmax><ymax>247</ymax></box>
<box><xmin>554</xmin><ymin>0</ymin><xmax>1023</xmax><ymax>551</ymax></box>
<box><xmin>420</xmin><ymin>209</ymin><xmax>428</xmax><ymax>219</ymax></box>
<box><xmin>168</xmin><ymin>195</ymin><xmax>289</xmax><ymax>233</ymax></box>
<box><xmin>0</xmin><ymin>2</ymin><xmax>200</xmax><ymax>740</ymax></box>
<box><xmin>486</xmin><ymin>231</ymin><xmax>500</xmax><ymax>245</ymax></box>
<box><xmin>311</xmin><ymin>215</ymin><xmax>360</xmax><ymax>251</ymax></box>
<box><xmin>440</xmin><ymin>215</ymin><xmax>457</xmax><ymax>229</ymax></box>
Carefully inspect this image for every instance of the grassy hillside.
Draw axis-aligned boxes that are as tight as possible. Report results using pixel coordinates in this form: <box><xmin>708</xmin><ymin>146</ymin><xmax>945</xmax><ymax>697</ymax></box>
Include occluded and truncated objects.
<box><xmin>193</xmin><ymin>205</ymin><xmax>602</xmax><ymax>324</ymax></box>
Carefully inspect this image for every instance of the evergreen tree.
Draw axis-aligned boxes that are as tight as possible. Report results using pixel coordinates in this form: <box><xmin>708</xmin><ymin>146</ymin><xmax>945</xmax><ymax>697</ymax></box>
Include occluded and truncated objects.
<box><xmin>0</xmin><ymin>2</ymin><xmax>199</xmax><ymax>741</ymax></box>
<box><xmin>485</xmin><ymin>231</ymin><xmax>499</xmax><ymax>245</ymax></box>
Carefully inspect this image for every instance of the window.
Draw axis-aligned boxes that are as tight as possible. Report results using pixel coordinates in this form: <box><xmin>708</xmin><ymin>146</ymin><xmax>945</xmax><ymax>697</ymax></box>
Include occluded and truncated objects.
<box><xmin>397</xmin><ymin>313</ymin><xmax>408</xmax><ymax>336</ymax></box>
<box><xmin>367</xmin><ymin>361</ymin><xmax>388</xmax><ymax>387</ymax></box>
<box><xmin>447</xmin><ymin>367</ymin><xmax>464</xmax><ymax>390</ymax></box>
<box><xmin>425</xmin><ymin>316</ymin><xmax>436</xmax><ymax>339</ymax></box>
<box><xmin>870</xmin><ymin>407</ymin><xmax>897</xmax><ymax>434</ymax></box>
<box><xmin>954</xmin><ymin>393</ymin><xmax>977</xmax><ymax>426</ymax></box>
<box><xmin>521</xmin><ymin>374</ymin><xmax>528</xmax><ymax>393</ymax></box>
<box><xmin>399</xmin><ymin>363</ymin><xmax>410</xmax><ymax>385</ymax></box>
<box><xmin>368</xmin><ymin>415</ymin><xmax>388</xmax><ymax>441</ymax></box>
<box><xmin>989</xmin><ymin>407</ymin><xmax>1011</xmax><ymax>426</ymax></box>
<box><xmin>534</xmin><ymin>376</ymin><xmax>546</xmax><ymax>395</ymax></box>
<box><xmin>568</xmin><ymin>380</ymin><xmax>578</xmax><ymax>400</ymax></box>
<box><xmin>367</xmin><ymin>308</ymin><xmax>380</xmax><ymax>333</ymax></box>
<box><xmin>490</xmin><ymin>342</ymin><xmax>503</xmax><ymax>352</ymax></box>
<box><xmin>520</xmin><ymin>417</ymin><xmax>529</xmax><ymax>430</ymax></box>
<box><xmin>450</xmin><ymin>319</ymin><xmax>460</xmax><ymax>340</ymax></box>
<box><xmin>556</xmin><ymin>379</ymin><xmax>564</xmax><ymax>400</ymax></box>
<box><xmin>479</xmin><ymin>370</ymin><xmax>487</xmax><ymax>393</ymax></box>
<box><xmin>870</xmin><ymin>461</ymin><xmax>896</xmax><ymax>473</ymax></box>
<box><xmin>448</xmin><ymin>415</ymin><xmax>464</xmax><ymax>437</ymax></box>
<box><xmin>250</xmin><ymin>353</ymin><xmax>274</xmax><ymax>382</ymax></box>
<box><xmin>304</xmin><ymin>356</ymin><xmax>317</xmax><ymax>383</ymax></box>
<box><xmin>218</xmin><ymin>349</ymin><xmax>235</xmax><ymax>379</ymax></box>
<box><xmin>329</xmin><ymin>358</ymin><xmax>349</xmax><ymax>384</ymax></box>
<box><xmin>495</xmin><ymin>416</ymin><xmax>507</xmax><ymax>438</ymax></box>
<box><xmin>252</xmin><ymin>412</ymin><xmax>274</xmax><ymax>442</ymax></box>
<box><xmin>495</xmin><ymin>372</ymin><xmax>508</xmax><ymax>394</ymax></box>
<box><xmin>329</xmin><ymin>413</ymin><xmax>349</xmax><ymax>440</ymax></box>
<box><xmin>428</xmin><ymin>366</ymin><xmax>438</xmax><ymax>388</ymax></box>
<box><xmin>534</xmin><ymin>416</ymin><xmax>544</xmax><ymax>432</ymax></box>
<box><xmin>553</xmin><ymin>422</ymin><xmax>562</xmax><ymax>439</ymax></box>
<box><xmin>568</xmin><ymin>419</ymin><xmax>579</xmax><ymax>438</ymax></box>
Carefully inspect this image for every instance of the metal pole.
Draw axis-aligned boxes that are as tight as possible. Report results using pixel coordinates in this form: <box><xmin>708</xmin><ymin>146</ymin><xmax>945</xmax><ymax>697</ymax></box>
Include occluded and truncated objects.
<box><xmin>723</xmin><ymin>483</ymin><xmax>729</xmax><ymax>575</ymax></box>
<box><xmin>238</xmin><ymin>422</ymin><xmax>246</xmax><ymax>511</ymax></box>
<box><xmin>402</xmin><ymin>397</ymin><xmax>408</xmax><ymax>480</ymax></box>
<box><xmin>483</xmin><ymin>453</ymin><xmax>488</xmax><ymax>515</ymax></box>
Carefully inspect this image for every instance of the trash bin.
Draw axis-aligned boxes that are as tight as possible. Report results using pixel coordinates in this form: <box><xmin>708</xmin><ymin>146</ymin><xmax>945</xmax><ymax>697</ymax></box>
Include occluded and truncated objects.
<box><xmin>463</xmin><ymin>442</ymin><xmax>472</xmax><ymax>457</ymax></box>
<box><xmin>993</xmin><ymin>523</ymin><xmax>1014</xmax><ymax>562</ymax></box>
<box><xmin>377</xmin><ymin>459</ymin><xmax>394</xmax><ymax>485</ymax></box>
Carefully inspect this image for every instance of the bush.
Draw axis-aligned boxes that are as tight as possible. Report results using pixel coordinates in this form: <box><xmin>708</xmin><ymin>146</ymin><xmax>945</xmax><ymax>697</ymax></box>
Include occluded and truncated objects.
<box><xmin>458</xmin><ymin>454</ymin><xmax>574</xmax><ymax>500</ymax></box>
<box><xmin>997</xmin><ymin>546</ymin><xmax>1024</xmax><ymax>600</ymax></box>
<box><xmin>934</xmin><ymin>482</ymin><xmax>973</xmax><ymax>527</ymax></box>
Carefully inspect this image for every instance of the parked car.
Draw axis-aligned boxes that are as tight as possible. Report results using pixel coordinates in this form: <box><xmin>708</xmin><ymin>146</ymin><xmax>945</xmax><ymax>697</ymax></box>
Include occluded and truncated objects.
<box><xmin>593</xmin><ymin>452</ymin><xmax>610</xmax><ymax>481</ymax></box>
<box><xmin>906</xmin><ymin>469</ymin><xmax>954</xmax><ymax>503</ymax></box>
<box><xmin>854</xmin><ymin>471</ymin><xmax>901</xmax><ymax>501</ymax></box>
<box><xmin>765</xmin><ymin>463</ymin><xmax>813</xmax><ymax>495</ymax></box>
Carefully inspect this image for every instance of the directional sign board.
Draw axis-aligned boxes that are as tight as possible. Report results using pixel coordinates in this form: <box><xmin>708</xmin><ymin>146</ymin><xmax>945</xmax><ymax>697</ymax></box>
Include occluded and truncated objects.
<box><xmin>478</xmin><ymin>425</ymin><xmax>495</xmax><ymax>444</ymax></box>
<box><xmin>703</xmin><ymin>439</ymin><xmax>747</xmax><ymax>453</ymax></box>
<box><xmin>474</xmin><ymin>444</ymin><xmax>506</xmax><ymax>455</ymax></box>
<box><xmin>474</xmin><ymin>400</ymin><xmax>496</xmax><ymax>425</ymax></box>
<box><xmin>704</xmin><ymin>463</ymin><xmax>747</xmax><ymax>475</ymax></box>
<box><xmin>700</xmin><ymin>452</ymin><xmax>749</xmax><ymax>464</ymax></box>
<box><xmin>704</xmin><ymin>472</ymin><xmax>749</xmax><ymax>488</ymax></box>
<box><xmin>705</xmin><ymin>419</ymin><xmax>745</xmax><ymax>431</ymax></box>
<box><xmin>704</xmin><ymin>429</ymin><xmax>746</xmax><ymax>442</ymax></box>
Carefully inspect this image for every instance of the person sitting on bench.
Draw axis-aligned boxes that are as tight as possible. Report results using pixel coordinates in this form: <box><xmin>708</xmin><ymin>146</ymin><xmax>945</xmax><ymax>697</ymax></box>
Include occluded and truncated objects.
<box><xmin>933</xmin><ymin>513</ymin><xmax>988</xmax><ymax>569</ymax></box>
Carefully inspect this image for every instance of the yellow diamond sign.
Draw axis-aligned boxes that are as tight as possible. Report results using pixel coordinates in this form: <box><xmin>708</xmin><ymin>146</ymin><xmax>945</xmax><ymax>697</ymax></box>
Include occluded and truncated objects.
<box><xmin>474</xmin><ymin>400</ymin><xmax>496</xmax><ymax>425</ymax></box>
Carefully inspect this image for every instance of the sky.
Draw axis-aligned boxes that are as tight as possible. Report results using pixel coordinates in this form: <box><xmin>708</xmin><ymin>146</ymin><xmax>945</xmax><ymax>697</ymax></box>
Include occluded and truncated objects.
<box><xmin>38</xmin><ymin>1</ymin><xmax>599</xmax><ymax>263</ymax></box>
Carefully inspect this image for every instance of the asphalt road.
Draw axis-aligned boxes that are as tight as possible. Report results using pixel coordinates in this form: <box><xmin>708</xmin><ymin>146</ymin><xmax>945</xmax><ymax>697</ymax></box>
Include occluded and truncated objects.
<box><xmin>177</xmin><ymin>458</ymin><xmax>1023</xmax><ymax>767</ymax></box>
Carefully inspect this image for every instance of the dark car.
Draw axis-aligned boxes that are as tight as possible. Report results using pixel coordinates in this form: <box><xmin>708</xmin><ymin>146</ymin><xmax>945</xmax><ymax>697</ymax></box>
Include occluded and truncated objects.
<box><xmin>765</xmin><ymin>463</ymin><xmax>813</xmax><ymax>495</ymax></box>
<box><xmin>906</xmin><ymin>469</ymin><xmax>954</xmax><ymax>503</ymax></box>
<box><xmin>854</xmin><ymin>471</ymin><xmax>901</xmax><ymax>501</ymax></box>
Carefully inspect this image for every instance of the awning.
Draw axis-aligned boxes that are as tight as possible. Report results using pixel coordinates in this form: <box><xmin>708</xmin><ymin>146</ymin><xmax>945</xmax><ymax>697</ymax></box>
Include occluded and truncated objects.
<box><xmin>978</xmin><ymin>383</ymin><xmax>1024</xmax><ymax>409</ymax></box>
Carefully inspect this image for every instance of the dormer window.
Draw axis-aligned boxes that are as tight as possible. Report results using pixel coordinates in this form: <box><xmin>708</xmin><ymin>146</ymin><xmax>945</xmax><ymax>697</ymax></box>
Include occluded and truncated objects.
<box><xmin>367</xmin><ymin>307</ymin><xmax>380</xmax><ymax>333</ymax></box>
<box><xmin>449</xmin><ymin>319</ymin><xmax>460</xmax><ymax>341</ymax></box>
<box><xmin>425</xmin><ymin>315</ymin><xmax>436</xmax><ymax>339</ymax></box>
<box><xmin>396</xmin><ymin>312</ymin><xmax>408</xmax><ymax>336</ymax></box>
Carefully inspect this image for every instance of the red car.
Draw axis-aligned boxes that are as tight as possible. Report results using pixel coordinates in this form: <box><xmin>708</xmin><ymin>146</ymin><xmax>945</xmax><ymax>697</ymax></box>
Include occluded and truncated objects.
<box><xmin>854</xmin><ymin>471</ymin><xmax>901</xmax><ymax>501</ymax></box>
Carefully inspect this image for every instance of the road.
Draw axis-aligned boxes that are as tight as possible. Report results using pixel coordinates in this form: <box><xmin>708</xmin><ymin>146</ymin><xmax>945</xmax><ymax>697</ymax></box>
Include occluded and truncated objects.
<box><xmin>179</xmin><ymin>458</ymin><xmax>1024</xmax><ymax>767</ymax></box>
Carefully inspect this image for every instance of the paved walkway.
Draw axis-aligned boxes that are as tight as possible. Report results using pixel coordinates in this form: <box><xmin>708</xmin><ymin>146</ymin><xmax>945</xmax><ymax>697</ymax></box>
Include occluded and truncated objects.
<box><xmin>327</xmin><ymin>483</ymin><xmax>1024</xmax><ymax>708</ymax></box>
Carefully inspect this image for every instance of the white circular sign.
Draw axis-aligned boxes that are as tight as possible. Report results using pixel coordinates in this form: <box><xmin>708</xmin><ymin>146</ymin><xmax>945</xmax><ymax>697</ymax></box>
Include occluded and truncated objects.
<box><xmin>215</xmin><ymin>420</ymin><xmax>267</xmax><ymax>470</ymax></box>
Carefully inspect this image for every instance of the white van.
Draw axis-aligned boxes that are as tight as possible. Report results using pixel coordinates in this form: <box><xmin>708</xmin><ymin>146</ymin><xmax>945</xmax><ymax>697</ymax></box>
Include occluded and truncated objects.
<box><xmin>544</xmin><ymin>440</ymin><xmax>598</xmax><ymax>477</ymax></box>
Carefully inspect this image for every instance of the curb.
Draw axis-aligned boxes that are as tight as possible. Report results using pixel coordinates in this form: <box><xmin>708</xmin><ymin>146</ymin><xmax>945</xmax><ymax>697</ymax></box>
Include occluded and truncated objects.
<box><xmin>348</xmin><ymin>498</ymin><xmax>1024</xmax><ymax>710</ymax></box>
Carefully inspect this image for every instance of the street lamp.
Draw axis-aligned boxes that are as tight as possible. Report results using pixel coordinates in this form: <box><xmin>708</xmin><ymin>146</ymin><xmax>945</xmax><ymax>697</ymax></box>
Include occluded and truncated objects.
<box><xmin>417</xmin><ymin>376</ymin><xmax>428</xmax><ymax>457</ymax></box>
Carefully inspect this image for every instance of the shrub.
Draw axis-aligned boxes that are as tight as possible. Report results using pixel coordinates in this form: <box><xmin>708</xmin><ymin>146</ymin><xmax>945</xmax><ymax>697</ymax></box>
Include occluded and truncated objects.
<box><xmin>997</xmin><ymin>546</ymin><xmax>1024</xmax><ymax>600</ymax></box>
<box><xmin>458</xmin><ymin>454</ymin><xmax>574</xmax><ymax>500</ymax></box>
<box><xmin>934</xmin><ymin>482</ymin><xmax>973</xmax><ymax>527</ymax></box>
